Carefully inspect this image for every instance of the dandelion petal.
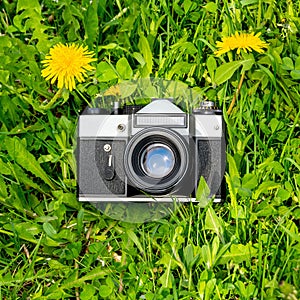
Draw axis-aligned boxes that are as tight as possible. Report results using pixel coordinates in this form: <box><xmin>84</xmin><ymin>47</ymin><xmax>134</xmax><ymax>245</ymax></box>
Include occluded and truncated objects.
<box><xmin>214</xmin><ymin>32</ymin><xmax>268</xmax><ymax>56</ymax></box>
<box><xmin>41</xmin><ymin>43</ymin><xmax>96</xmax><ymax>91</ymax></box>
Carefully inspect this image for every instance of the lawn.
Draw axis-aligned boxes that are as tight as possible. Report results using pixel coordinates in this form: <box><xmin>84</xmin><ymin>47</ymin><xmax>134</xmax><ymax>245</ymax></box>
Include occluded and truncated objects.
<box><xmin>0</xmin><ymin>0</ymin><xmax>299</xmax><ymax>299</ymax></box>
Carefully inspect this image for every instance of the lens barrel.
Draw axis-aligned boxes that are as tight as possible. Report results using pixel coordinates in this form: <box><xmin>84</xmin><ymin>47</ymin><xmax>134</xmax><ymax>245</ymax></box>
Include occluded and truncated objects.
<box><xmin>124</xmin><ymin>128</ymin><xmax>189</xmax><ymax>194</ymax></box>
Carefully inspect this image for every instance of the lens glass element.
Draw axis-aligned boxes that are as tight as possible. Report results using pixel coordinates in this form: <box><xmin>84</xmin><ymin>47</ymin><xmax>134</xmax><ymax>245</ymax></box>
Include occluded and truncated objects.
<box><xmin>141</xmin><ymin>143</ymin><xmax>175</xmax><ymax>178</ymax></box>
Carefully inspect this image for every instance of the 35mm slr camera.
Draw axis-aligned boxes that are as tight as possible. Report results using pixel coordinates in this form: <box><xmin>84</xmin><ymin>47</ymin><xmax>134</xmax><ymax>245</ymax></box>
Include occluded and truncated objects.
<box><xmin>77</xmin><ymin>98</ymin><xmax>225</xmax><ymax>202</ymax></box>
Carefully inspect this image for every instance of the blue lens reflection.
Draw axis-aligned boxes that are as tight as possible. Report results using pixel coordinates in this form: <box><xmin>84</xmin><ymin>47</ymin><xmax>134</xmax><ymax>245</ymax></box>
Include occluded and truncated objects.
<box><xmin>141</xmin><ymin>144</ymin><xmax>175</xmax><ymax>178</ymax></box>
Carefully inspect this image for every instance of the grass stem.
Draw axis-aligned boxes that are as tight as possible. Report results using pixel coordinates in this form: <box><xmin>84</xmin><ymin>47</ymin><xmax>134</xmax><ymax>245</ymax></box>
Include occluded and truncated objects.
<box><xmin>227</xmin><ymin>72</ymin><xmax>245</xmax><ymax>115</ymax></box>
<box><xmin>41</xmin><ymin>88</ymin><xmax>63</xmax><ymax>110</ymax></box>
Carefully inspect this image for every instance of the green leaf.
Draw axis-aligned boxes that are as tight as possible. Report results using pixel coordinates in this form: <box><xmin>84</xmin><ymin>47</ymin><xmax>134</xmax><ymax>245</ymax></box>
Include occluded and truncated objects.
<box><xmin>4</xmin><ymin>137</ymin><xmax>55</xmax><ymax>189</ymax></box>
<box><xmin>236</xmin><ymin>280</ymin><xmax>254</xmax><ymax>298</ymax></box>
<box><xmin>241</xmin><ymin>0</ymin><xmax>258</xmax><ymax>6</ymax></box>
<box><xmin>81</xmin><ymin>285</ymin><xmax>96</xmax><ymax>299</ymax></box>
<box><xmin>138</xmin><ymin>34</ymin><xmax>153</xmax><ymax>76</ymax></box>
<box><xmin>242</xmin><ymin>173</ymin><xmax>258</xmax><ymax>190</ymax></box>
<box><xmin>201</xmin><ymin>244</ymin><xmax>212</xmax><ymax>268</ymax></box>
<box><xmin>96</xmin><ymin>62</ymin><xmax>118</xmax><ymax>82</ymax></box>
<box><xmin>167</xmin><ymin>61</ymin><xmax>192</xmax><ymax>79</ymax></box>
<box><xmin>0</xmin><ymin>177</ymin><xmax>8</xmax><ymax>199</ymax></box>
<box><xmin>277</xmin><ymin>188</ymin><xmax>290</xmax><ymax>201</ymax></box>
<box><xmin>196</xmin><ymin>176</ymin><xmax>211</xmax><ymax>206</ymax></box>
<box><xmin>230</xmin><ymin>204</ymin><xmax>247</xmax><ymax>219</ymax></box>
<box><xmin>279</xmin><ymin>224</ymin><xmax>300</xmax><ymax>242</ymax></box>
<box><xmin>258</xmin><ymin>64</ymin><xmax>277</xmax><ymax>87</ymax></box>
<box><xmin>204</xmin><ymin>279</ymin><xmax>217</xmax><ymax>300</ymax></box>
<box><xmin>143</xmin><ymin>84</ymin><xmax>158</xmax><ymax>98</ymax></box>
<box><xmin>156</xmin><ymin>252</ymin><xmax>176</xmax><ymax>268</ymax></box>
<box><xmin>207</xmin><ymin>56</ymin><xmax>217</xmax><ymax>81</ymax></box>
<box><xmin>174</xmin><ymin>41</ymin><xmax>197</xmax><ymax>55</ymax></box>
<box><xmin>205</xmin><ymin>206</ymin><xmax>224</xmax><ymax>242</ymax></box>
<box><xmin>227</xmin><ymin>153</ymin><xmax>240</xmax><ymax>180</ymax></box>
<box><xmin>126</xmin><ymin>229</ymin><xmax>144</xmax><ymax>254</ymax></box>
<box><xmin>116</xmin><ymin>57</ymin><xmax>133</xmax><ymax>80</ymax></box>
<box><xmin>226</xmin><ymin>174</ymin><xmax>238</xmax><ymax>210</ymax></box>
<box><xmin>14</xmin><ymin>1</ymin><xmax>50</xmax><ymax>53</ymax></box>
<box><xmin>241</xmin><ymin>56</ymin><xmax>255</xmax><ymax>72</ymax></box>
<box><xmin>269</xmin><ymin>118</ymin><xmax>281</xmax><ymax>133</ymax></box>
<box><xmin>12</xmin><ymin>163</ymin><xmax>47</xmax><ymax>193</ymax></box>
<box><xmin>43</xmin><ymin>222</ymin><xmax>58</xmax><ymax>240</ymax></box>
<box><xmin>0</xmin><ymin>36</ymin><xmax>12</xmax><ymax>51</ymax></box>
<box><xmin>165</xmin><ymin>80</ymin><xmax>189</xmax><ymax>97</ymax></box>
<box><xmin>211</xmin><ymin>236</ymin><xmax>220</xmax><ymax>263</ymax></box>
<box><xmin>17</xmin><ymin>0</ymin><xmax>40</xmax><ymax>12</ymax></box>
<box><xmin>218</xmin><ymin>243</ymin><xmax>257</xmax><ymax>264</ymax></box>
<box><xmin>128</xmin><ymin>263</ymin><xmax>137</xmax><ymax>277</ymax></box>
<box><xmin>7</xmin><ymin>184</ymin><xmax>25</xmax><ymax>212</ymax></box>
<box><xmin>60</xmin><ymin>267</ymin><xmax>107</xmax><ymax>289</ymax></box>
<box><xmin>119</xmin><ymin>81</ymin><xmax>137</xmax><ymax>98</ymax></box>
<box><xmin>253</xmin><ymin>181</ymin><xmax>281</xmax><ymax>200</ymax></box>
<box><xmin>77</xmin><ymin>208</ymin><xmax>84</xmax><ymax>234</ymax></box>
<box><xmin>61</xmin><ymin>4</ymin><xmax>82</xmax><ymax>41</ymax></box>
<box><xmin>99</xmin><ymin>285</ymin><xmax>113</xmax><ymax>298</ymax></box>
<box><xmin>290</xmin><ymin>70</ymin><xmax>300</xmax><ymax>80</ymax></box>
<box><xmin>268</xmin><ymin>161</ymin><xmax>285</xmax><ymax>174</ymax></box>
<box><xmin>15</xmin><ymin>222</ymin><xmax>41</xmax><ymax>243</ymax></box>
<box><xmin>48</xmin><ymin>260</ymin><xmax>71</xmax><ymax>271</ymax></box>
<box><xmin>0</xmin><ymin>70</ymin><xmax>10</xmax><ymax>84</ymax></box>
<box><xmin>214</xmin><ymin>61</ymin><xmax>243</xmax><ymax>85</ymax></box>
<box><xmin>159</xmin><ymin>271</ymin><xmax>173</xmax><ymax>289</ymax></box>
<box><xmin>183</xmin><ymin>0</ymin><xmax>196</xmax><ymax>13</ymax></box>
<box><xmin>52</xmin><ymin>190</ymin><xmax>81</xmax><ymax>209</ymax></box>
<box><xmin>84</xmin><ymin>0</ymin><xmax>98</xmax><ymax>48</ymax></box>
<box><xmin>98</xmin><ymin>43</ymin><xmax>118</xmax><ymax>50</ymax></box>
<box><xmin>3</xmin><ymin>222</ymin><xmax>41</xmax><ymax>243</ymax></box>
<box><xmin>255</xmin><ymin>201</ymin><xmax>277</xmax><ymax>217</ymax></box>
<box><xmin>282</xmin><ymin>57</ymin><xmax>294</xmax><ymax>70</ymax></box>
<box><xmin>183</xmin><ymin>244</ymin><xmax>193</xmax><ymax>265</ymax></box>
<box><xmin>133</xmin><ymin>52</ymin><xmax>145</xmax><ymax>66</ymax></box>
<box><xmin>0</xmin><ymin>158</ymin><xmax>11</xmax><ymax>175</ymax></box>
<box><xmin>204</xmin><ymin>2</ymin><xmax>218</xmax><ymax>13</ymax></box>
<box><xmin>294</xmin><ymin>56</ymin><xmax>300</xmax><ymax>69</ymax></box>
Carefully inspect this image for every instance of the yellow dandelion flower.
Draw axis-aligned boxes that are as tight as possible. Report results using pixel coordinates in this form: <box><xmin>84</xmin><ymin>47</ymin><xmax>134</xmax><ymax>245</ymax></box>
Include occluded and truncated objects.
<box><xmin>215</xmin><ymin>32</ymin><xmax>268</xmax><ymax>56</ymax></box>
<box><xmin>41</xmin><ymin>43</ymin><xmax>96</xmax><ymax>91</ymax></box>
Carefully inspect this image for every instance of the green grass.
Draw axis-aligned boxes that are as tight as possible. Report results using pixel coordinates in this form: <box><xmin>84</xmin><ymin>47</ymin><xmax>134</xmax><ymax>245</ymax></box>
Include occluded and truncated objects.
<box><xmin>0</xmin><ymin>0</ymin><xmax>299</xmax><ymax>299</ymax></box>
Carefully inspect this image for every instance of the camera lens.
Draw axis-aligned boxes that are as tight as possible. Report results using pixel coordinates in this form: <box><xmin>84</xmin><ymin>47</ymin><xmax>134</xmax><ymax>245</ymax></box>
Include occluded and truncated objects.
<box><xmin>124</xmin><ymin>127</ymin><xmax>190</xmax><ymax>194</ymax></box>
<box><xmin>141</xmin><ymin>143</ymin><xmax>175</xmax><ymax>178</ymax></box>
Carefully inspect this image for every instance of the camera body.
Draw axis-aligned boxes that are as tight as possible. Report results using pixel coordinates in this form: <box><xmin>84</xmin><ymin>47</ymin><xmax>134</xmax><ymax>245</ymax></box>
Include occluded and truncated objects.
<box><xmin>77</xmin><ymin>99</ymin><xmax>225</xmax><ymax>202</ymax></box>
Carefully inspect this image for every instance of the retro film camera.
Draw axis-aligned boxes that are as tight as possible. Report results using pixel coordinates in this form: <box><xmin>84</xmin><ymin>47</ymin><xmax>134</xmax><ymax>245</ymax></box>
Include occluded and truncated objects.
<box><xmin>77</xmin><ymin>98</ymin><xmax>226</xmax><ymax>202</ymax></box>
